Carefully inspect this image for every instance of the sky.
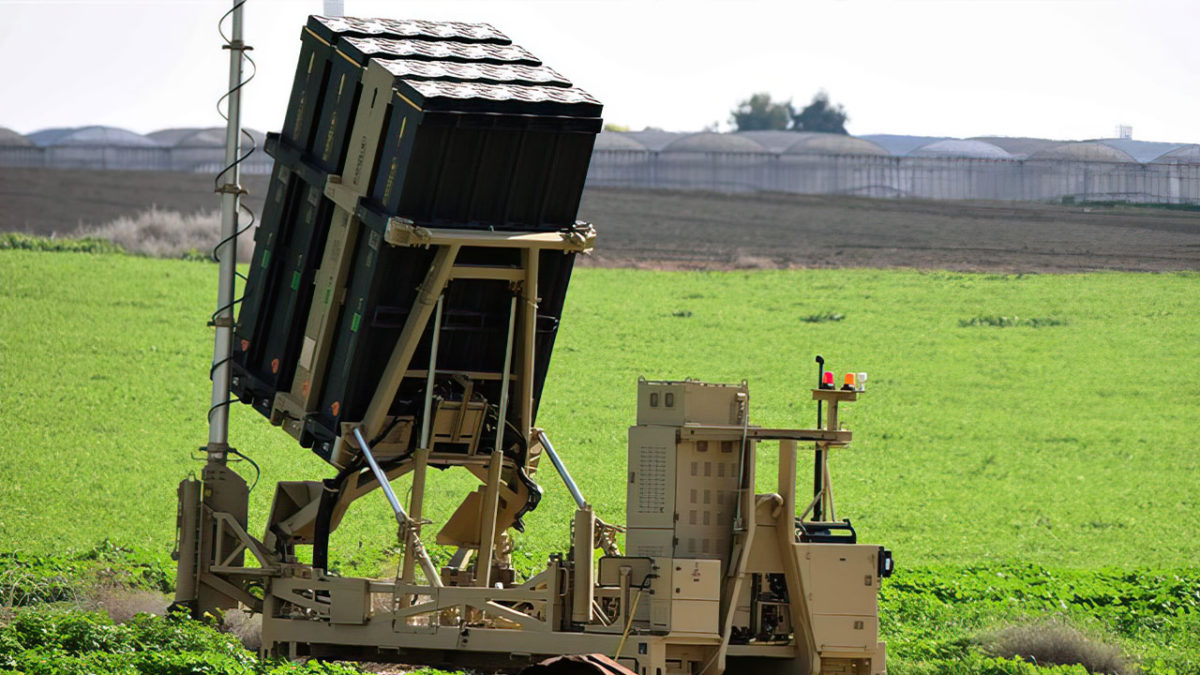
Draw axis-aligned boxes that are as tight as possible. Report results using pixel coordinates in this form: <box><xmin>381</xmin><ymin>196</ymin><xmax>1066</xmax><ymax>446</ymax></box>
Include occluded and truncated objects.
<box><xmin>1</xmin><ymin>0</ymin><xmax>1198</xmax><ymax>143</ymax></box>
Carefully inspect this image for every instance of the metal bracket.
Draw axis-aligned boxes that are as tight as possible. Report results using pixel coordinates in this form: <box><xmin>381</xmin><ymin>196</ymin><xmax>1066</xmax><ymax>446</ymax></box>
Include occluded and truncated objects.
<box><xmin>383</xmin><ymin>218</ymin><xmax>597</xmax><ymax>253</ymax></box>
<box><xmin>214</xmin><ymin>183</ymin><xmax>247</xmax><ymax>196</ymax></box>
<box><xmin>323</xmin><ymin>175</ymin><xmax>362</xmax><ymax>213</ymax></box>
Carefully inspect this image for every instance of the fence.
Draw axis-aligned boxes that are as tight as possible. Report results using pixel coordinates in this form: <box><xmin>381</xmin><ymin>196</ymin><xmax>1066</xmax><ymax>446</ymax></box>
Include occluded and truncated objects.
<box><xmin>0</xmin><ymin>146</ymin><xmax>274</xmax><ymax>174</ymax></box>
<box><xmin>5</xmin><ymin>144</ymin><xmax>1199</xmax><ymax>204</ymax></box>
<box><xmin>585</xmin><ymin>150</ymin><xmax>1200</xmax><ymax>204</ymax></box>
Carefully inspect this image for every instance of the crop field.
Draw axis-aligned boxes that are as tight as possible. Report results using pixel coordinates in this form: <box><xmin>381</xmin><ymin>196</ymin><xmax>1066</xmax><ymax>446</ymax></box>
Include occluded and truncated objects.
<box><xmin>1</xmin><ymin>246</ymin><xmax>1198</xmax><ymax>673</ymax></box>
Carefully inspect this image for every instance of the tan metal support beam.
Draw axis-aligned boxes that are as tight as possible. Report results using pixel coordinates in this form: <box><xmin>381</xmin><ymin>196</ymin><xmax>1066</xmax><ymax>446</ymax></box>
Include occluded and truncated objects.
<box><xmin>449</xmin><ymin>265</ymin><xmax>524</xmax><ymax>282</ymax></box>
<box><xmin>477</xmin><ymin>296</ymin><xmax>517</xmax><ymax>587</ymax></box>
<box><xmin>199</xmin><ymin>572</ymin><xmax>263</xmax><ymax>613</ymax></box>
<box><xmin>679</xmin><ymin>424</ymin><xmax>851</xmax><ymax>444</ymax></box>
<box><xmin>571</xmin><ymin>506</ymin><xmax>596</xmax><ymax>623</ymax></box>
<box><xmin>357</xmin><ymin>244</ymin><xmax>460</xmax><ymax>443</ymax></box>
<box><xmin>776</xmin><ymin>515</ymin><xmax>819</xmax><ymax>675</ymax></box>
<box><xmin>385</xmin><ymin>219</ymin><xmax>596</xmax><ymax>253</ymax></box>
<box><xmin>402</xmin><ymin>295</ymin><xmax>442</xmax><ymax>598</ymax></box>
<box><xmin>823</xmin><ymin>400</ymin><xmax>840</xmax><ymax>521</ymax></box>
<box><xmin>518</xmin><ymin>249</ymin><xmax>539</xmax><ymax>446</ymax></box>
<box><xmin>403</xmin><ymin>369</ymin><xmax>515</xmax><ymax>382</ymax></box>
<box><xmin>713</xmin><ymin>513</ymin><xmax>757</xmax><ymax>674</ymax></box>
<box><xmin>209</xmin><ymin>511</ymin><xmax>278</xmax><ymax>569</ymax></box>
<box><xmin>172</xmin><ymin>479</ymin><xmax>201</xmax><ymax>606</ymax></box>
<box><xmin>477</xmin><ymin>449</ymin><xmax>505</xmax><ymax>587</ymax></box>
<box><xmin>779</xmin><ymin>440</ymin><xmax>798</xmax><ymax>525</ymax></box>
<box><xmin>402</xmin><ymin>446</ymin><xmax>431</xmax><ymax>599</ymax></box>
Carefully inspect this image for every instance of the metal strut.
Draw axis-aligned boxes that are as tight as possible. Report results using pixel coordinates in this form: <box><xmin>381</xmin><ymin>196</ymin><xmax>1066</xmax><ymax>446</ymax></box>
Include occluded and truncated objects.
<box><xmin>352</xmin><ymin>428</ymin><xmax>442</xmax><ymax>587</ymax></box>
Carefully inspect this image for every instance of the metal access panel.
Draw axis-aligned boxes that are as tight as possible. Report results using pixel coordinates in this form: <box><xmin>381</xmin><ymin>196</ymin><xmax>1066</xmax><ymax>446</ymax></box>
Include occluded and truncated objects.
<box><xmin>798</xmin><ymin>543</ymin><xmax>881</xmax><ymax>651</ymax></box>
<box><xmin>637</xmin><ymin>379</ymin><xmax>748</xmax><ymax>427</ymax></box>
<box><xmin>673</xmin><ymin>437</ymin><xmax>742</xmax><ymax>562</ymax></box>
<box><xmin>626</xmin><ymin>426</ymin><xmax>678</xmax><ymax>531</ymax></box>
<box><xmin>670</xmin><ymin>559</ymin><xmax>722</xmax><ymax>601</ymax></box>
<box><xmin>625</xmin><ymin>528</ymin><xmax>674</xmax><ymax>559</ymax></box>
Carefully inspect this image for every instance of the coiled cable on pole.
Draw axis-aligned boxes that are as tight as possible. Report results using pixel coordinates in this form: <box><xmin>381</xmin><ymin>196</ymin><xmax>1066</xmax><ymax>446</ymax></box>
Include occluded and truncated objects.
<box><xmin>204</xmin><ymin>0</ymin><xmax>256</xmax><ymax>454</ymax></box>
<box><xmin>205</xmin><ymin>0</ymin><xmax>256</xmax><ymax>431</ymax></box>
<box><xmin>212</xmin><ymin>0</ymin><xmax>257</xmax><ymax>289</ymax></box>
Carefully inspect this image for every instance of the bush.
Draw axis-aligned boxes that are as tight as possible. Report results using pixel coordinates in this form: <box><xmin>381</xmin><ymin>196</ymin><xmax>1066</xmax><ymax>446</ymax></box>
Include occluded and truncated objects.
<box><xmin>0</xmin><ymin>232</ymin><xmax>122</xmax><ymax>254</ymax></box>
<box><xmin>0</xmin><ymin>608</ymin><xmax>362</xmax><ymax>674</ymax></box>
<box><xmin>0</xmin><ymin>543</ymin><xmax>172</xmax><ymax>608</ymax></box>
<box><xmin>979</xmin><ymin>619</ymin><xmax>1129</xmax><ymax>674</ymax></box>
<box><xmin>958</xmin><ymin>315</ymin><xmax>1066</xmax><ymax>328</ymax></box>
<box><xmin>73</xmin><ymin>206</ymin><xmax>256</xmax><ymax>263</ymax></box>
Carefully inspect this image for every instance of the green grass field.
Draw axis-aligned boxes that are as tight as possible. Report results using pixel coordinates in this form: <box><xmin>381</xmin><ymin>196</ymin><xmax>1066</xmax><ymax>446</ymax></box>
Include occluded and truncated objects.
<box><xmin>1</xmin><ymin>249</ymin><xmax>1198</xmax><ymax>673</ymax></box>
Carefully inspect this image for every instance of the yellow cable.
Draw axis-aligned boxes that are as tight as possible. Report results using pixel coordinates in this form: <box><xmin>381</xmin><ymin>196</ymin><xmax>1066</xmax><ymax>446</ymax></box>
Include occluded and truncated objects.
<box><xmin>613</xmin><ymin>589</ymin><xmax>644</xmax><ymax>660</ymax></box>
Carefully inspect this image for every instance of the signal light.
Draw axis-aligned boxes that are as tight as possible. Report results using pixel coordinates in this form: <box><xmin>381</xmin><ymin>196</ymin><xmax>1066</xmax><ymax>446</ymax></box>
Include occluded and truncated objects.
<box><xmin>844</xmin><ymin>373</ymin><xmax>856</xmax><ymax>388</ymax></box>
<box><xmin>822</xmin><ymin>371</ymin><xmax>834</xmax><ymax>387</ymax></box>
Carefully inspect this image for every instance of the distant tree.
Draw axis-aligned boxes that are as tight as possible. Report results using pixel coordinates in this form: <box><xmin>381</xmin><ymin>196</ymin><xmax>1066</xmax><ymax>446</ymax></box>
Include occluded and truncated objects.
<box><xmin>603</xmin><ymin>122</ymin><xmax>630</xmax><ymax>132</ymax></box>
<box><xmin>792</xmin><ymin>91</ymin><xmax>849</xmax><ymax>134</ymax></box>
<box><xmin>731</xmin><ymin>93</ymin><xmax>793</xmax><ymax>131</ymax></box>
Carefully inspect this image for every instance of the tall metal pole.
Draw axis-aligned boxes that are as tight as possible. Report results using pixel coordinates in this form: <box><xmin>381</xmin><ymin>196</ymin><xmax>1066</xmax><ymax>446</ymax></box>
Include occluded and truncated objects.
<box><xmin>208</xmin><ymin>0</ymin><xmax>247</xmax><ymax>459</ymax></box>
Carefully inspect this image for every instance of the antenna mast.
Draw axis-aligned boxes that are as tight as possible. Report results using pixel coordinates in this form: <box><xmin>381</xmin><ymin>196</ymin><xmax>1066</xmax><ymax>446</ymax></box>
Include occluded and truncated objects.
<box><xmin>207</xmin><ymin>0</ymin><xmax>248</xmax><ymax>460</ymax></box>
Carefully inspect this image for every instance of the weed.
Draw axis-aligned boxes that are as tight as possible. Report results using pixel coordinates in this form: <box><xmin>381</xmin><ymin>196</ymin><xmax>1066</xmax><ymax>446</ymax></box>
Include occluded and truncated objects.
<box><xmin>73</xmin><ymin>207</ymin><xmax>255</xmax><ymax>263</ymax></box>
<box><xmin>799</xmin><ymin>311</ymin><xmax>845</xmax><ymax>323</ymax></box>
<box><xmin>978</xmin><ymin>619</ymin><xmax>1129</xmax><ymax>674</ymax></box>
<box><xmin>0</xmin><ymin>232</ymin><xmax>122</xmax><ymax>254</ymax></box>
<box><xmin>0</xmin><ymin>607</ymin><xmax>361</xmax><ymax>674</ymax></box>
<box><xmin>959</xmin><ymin>315</ymin><xmax>1067</xmax><ymax>328</ymax></box>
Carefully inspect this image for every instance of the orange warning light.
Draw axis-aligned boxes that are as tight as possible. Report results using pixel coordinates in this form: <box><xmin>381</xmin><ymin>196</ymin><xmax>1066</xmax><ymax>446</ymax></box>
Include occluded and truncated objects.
<box><xmin>844</xmin><ymin>373</ymin><xmax>856</xmax><ymax>388</ymax></box>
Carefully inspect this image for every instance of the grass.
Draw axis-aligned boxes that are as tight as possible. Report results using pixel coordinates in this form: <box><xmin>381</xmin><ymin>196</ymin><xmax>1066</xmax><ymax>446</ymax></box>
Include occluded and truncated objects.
<box><xmin>1</xmin><ymin>249</ymin><xmax>1198</xmax><ymax>672</ymax></box>
<box><xmin>2</xmin><ymin>250</ymin><xmax>1198</xmax><ymax>568</ymax></box>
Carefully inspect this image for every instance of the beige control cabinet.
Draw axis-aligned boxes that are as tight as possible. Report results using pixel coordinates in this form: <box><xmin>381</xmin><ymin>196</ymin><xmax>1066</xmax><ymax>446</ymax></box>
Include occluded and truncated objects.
<box><xmin>626</xmin><ymin>379</ymin><xmax>751</xmax><ymax>564</ymax></box>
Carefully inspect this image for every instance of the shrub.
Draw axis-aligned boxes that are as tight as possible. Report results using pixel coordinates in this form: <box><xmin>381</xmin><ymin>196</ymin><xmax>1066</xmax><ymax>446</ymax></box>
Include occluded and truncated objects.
<box><xmin>800</xmin><ymin>311</ymin><xmax>845</xmax><ymax>323</ymax></box>
<box><xmin>978</xmin><ymin>619</ymin><xmax>1129</xmax><ymax>674</ymax></box>
<box><xmin>959</xmin><ymin>315</ymin><xmax>1066</xmax><ymax>328</ymax></box>
<box><xmin>74</xmin><ymin>207</ymin><xmax>256</xmax><ymax>263</ymax></box>
<box><xmin>0</xmin><ymin>232</ymin><xmax>122</xmax><ymax>254</ymax></box>
<box><xmin>0</xmin><ymin>608</ymin><xmax>362</xmax><ymax>674</ymax></box>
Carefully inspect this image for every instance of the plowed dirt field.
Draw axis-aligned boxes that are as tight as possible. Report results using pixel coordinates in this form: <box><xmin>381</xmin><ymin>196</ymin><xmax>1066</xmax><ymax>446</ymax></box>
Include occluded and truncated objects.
<box><xmin>4</xmin><ymin>168</ymin><xmax>1198</xmax><ymax>272</ymax></box>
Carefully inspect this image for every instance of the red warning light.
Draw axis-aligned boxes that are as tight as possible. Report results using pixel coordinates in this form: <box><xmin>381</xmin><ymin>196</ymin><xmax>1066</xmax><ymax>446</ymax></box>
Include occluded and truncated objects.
<box><xmin>822</xmin><ymin>371</ymin><xmax>834</xmax><ymax>386</ymax></box>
